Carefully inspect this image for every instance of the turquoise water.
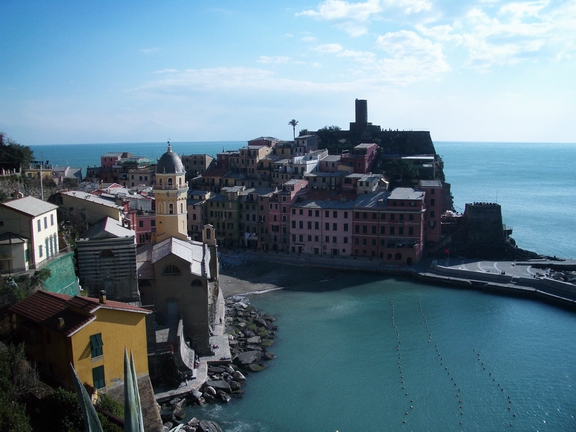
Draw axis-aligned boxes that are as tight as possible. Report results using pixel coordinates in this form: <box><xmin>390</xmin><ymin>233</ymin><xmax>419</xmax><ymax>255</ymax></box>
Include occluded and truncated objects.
<box><xmin>193</xmin><ymin>274</ymin><xmax>576</xmax><ymax>431</ymax></box>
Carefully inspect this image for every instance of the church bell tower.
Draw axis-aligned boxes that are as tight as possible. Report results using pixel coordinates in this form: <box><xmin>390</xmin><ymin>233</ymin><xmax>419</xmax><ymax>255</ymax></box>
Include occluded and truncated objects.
<box><xmin>153</xmin><ymin>142</ymin><xmax>189</xmax><ymax>243</ymax></box>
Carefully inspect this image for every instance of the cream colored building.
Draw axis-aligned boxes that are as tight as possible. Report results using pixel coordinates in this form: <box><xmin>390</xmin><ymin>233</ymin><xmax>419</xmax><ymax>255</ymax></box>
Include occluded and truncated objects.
<box><xmin>0</xmin><ymin>196</ymin><xmax>59</xmax><ymax>273</ymax></box>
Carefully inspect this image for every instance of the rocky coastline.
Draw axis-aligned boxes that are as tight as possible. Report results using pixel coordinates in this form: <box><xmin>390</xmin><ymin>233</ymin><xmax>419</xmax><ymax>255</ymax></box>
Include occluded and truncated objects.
<box><xmin>159</xmin><ymin>296</ymin><xmax>278</xmax><ymax>431</ymax></box>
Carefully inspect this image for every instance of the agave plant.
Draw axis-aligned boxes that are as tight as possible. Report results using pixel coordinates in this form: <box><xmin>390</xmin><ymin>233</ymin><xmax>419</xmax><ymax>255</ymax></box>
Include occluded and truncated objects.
<box><xmin>71</xmin><ymin>350</ymin><xmax>184</xmax><ymax>432</ymax></box>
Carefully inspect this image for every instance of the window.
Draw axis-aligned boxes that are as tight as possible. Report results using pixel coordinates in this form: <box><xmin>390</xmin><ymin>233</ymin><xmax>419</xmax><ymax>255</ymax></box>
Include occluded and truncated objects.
<box><xmin>325</xmin><ymin>236</ymin><xmax>329</xmax><ymax>243</ymax></box>
<box><xmin>169</xmin><ymin>203</ymin><xmax>174</xmax><ymax>214</ymax></box>
<box><xmin>100</xmin><ymin>250</ymin><xmax>114</xmax><ymax>258</ymax></box>
<box><xmin>163</xmin><ymin>265</ymin><xmax>181</xmax><ymax>275</ymax></box>
<box><xmin>325</xmin><ymin>223</ymin><xmax>329</xmax><ymax>231</ymax></box>
<box><xmin>333</xmin><ymin>223</ymin><xmax>337</xmax><ymax>231</ymax></box>
<box><xmin>37</xmin><ymin>220</ymin><xmax>41</xmax><ymax>232</ymax></box>
<box><xmin>139</xmin><ymin>220</ymin><xmax>144</xmax><ymax>228</ymax></box>
<box><xmin>325</xmin><ymin>210</ymin><xmax>329</xmax><ymax>217</ymax></box>
<box><xmin>50</xmin><ymin>214</ymin><xmax>54</xmax><ymax>226</ymax></box>
<box><xmin>333</xmin><ymin>236</ymin><xmax>337</xmax><ymax>243</ymax></box>
<box><xmin>390</xmin><ymin>227</ymin><xmax>395</xmax><ymax>235</ymax></box>
<box><xmin>44</xmin><ymin>217</ymin><xmax>47</xmax><ymax>229</ymax></box>
<box><xmin>430</xmin><ymin>199</ymin><xmax>435</xmax><ymax>206</ymax></box>
<box><xmin>39</xmin><ymin>245</ymin><xmax>43</xmax><ymax>258</ymax></box>
<box><xmin>92</xmin><ymin>366</ymin><xmax>105</xmax><ymax>389</ymax></box>
<box><xmin>90</xmin><ymin>333</ymin><xmax>104</xmax><ymax>357</ymax></box>
<box><xmin>314</xmin><ymin>235</ymin><xmax>319</xmax><ymax>242</ymax></box>
<box><xmin>344</xmin><ymin>237</ymin><xmax>348</xmax><ymax>244</ymax></box>
<box><xmin>344</xmin><ymin>212</ymin><xmax>348</xmax><ymax>219</ymax></box>
<box><xmin>151</xmin><ymin>220</ymin><xmax>155</xmax><ymax>227</ymax></box>
<box><xmin>308</xmin><ymin>221</ymin><xmax>312</xmax><ymax>229</ymax></box>
<box><xmin>343</xmin><ymin>223</ymin><xmax>348</xmax><ymax>232</ymax></box>
<box><xmin>333</xmin><ymin>211</ymin><xmax>337</xmax><ymax>218</ymax></box>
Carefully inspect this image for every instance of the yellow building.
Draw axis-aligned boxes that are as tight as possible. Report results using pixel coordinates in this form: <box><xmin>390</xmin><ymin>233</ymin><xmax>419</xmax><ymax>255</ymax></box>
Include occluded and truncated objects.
<box><xmin>10</xmin><ymin>290</ymin><xmax>151</xmax><ymax>393</ymax></box>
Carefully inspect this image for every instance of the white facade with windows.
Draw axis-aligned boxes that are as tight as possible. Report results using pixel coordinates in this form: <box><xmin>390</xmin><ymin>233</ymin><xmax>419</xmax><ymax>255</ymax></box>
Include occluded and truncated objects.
<box><xmin>0</xmin><ymin>196</ymin><xmax>59</xmax><ymax>272</ymax></box>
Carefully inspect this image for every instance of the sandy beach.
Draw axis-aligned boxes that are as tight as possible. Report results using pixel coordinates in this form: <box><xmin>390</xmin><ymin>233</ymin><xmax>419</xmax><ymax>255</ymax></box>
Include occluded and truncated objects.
<box><xmin>218</xmin><ymin>253</ymin><xmax>339</xmax><ymax>297</ymax></box>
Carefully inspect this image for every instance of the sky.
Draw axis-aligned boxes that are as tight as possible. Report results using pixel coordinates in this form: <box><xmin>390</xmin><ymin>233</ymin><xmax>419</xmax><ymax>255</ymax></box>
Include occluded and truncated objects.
<box><xmin>1</xmin><ymin>0</ymin><xmax>575</xmax><ymax>145</ymax></box>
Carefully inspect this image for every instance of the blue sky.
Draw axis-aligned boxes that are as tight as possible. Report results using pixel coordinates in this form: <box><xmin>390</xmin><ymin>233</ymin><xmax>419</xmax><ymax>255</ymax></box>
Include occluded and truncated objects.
<box><xmin>1</xmin><ymin>0</ymin><xmax>575</xmax><ymax>145</ymax></box>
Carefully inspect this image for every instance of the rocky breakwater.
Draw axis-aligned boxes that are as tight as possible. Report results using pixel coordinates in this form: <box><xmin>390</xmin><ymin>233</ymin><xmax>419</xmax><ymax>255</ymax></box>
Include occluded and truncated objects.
<box><xmin>197</xmin><ymin>296</ymin><xmax>277</xmax><ymax>403</ymax></box>
<box><xmin>160</xmin><ymin>297</ymin><xmax>277</xmax><ymax>430</ymax></box>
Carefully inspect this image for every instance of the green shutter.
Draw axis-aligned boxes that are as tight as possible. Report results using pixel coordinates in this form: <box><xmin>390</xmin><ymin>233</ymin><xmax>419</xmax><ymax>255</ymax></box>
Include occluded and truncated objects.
<box><xmin>92</xmin><ymin>365</ymin><xmax>105</xmax><ymax>389</ymax></box>
<box><xmin>90</xmin><ymin>333</ymin><xmax>103</xmax><ymax>357</ymax></box>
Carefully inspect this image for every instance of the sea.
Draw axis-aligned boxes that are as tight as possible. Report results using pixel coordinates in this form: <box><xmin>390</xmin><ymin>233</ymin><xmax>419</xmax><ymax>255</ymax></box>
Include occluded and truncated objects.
<box><xmin>31</xmin><ymin>140</ymin><xmax>576</xmax><ymax>431</ymax></box>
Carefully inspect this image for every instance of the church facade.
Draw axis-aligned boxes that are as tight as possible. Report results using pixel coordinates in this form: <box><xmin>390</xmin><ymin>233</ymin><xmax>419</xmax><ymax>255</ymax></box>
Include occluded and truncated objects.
<box><xmin>136</xmin><ymin>143</ymin><xmax>220</xmax><ymax>355</ymax></box>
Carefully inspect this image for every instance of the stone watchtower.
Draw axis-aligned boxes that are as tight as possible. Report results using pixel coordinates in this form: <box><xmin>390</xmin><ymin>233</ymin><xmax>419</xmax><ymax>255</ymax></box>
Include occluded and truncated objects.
<box><xmin>153</xmin><ymin>142</ymin><xmax>189</xmax><ymax>243</ymax></box>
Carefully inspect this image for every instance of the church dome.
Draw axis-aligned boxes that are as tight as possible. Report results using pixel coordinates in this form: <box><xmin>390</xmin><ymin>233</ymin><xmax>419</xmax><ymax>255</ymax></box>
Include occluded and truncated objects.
<box><xmin>157</xmin><ymin>143</ymin><xmax>185</xmax><ymax>174</ymax></box>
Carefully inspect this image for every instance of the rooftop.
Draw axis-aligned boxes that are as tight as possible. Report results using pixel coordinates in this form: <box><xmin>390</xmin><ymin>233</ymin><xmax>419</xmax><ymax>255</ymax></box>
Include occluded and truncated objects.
<box><xmin>1</xmin><ymin>196</ymin><xmax>58</xmax><ymax>217</ymax></box>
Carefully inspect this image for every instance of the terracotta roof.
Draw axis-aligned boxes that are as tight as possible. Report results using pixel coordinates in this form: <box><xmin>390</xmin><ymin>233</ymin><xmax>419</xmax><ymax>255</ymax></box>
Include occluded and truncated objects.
<box><xmin>10</xmin><ymin>290</ymin><xmax>150</xmax><ymax>337</ymax></box>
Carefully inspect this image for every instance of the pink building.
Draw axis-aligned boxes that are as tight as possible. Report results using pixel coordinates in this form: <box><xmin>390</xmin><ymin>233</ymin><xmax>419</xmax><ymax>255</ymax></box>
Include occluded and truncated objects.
<box><xmin>341</xmin><ymin>143</ymin><xmax>378</xmax><ymax>174</ymax></box>
<box><xmin>290</xmin><ymin>199</ymin><xmax>353</xmax><ymax>256</ymax></box>
<box><xmin>352</xmin><ymin>188</ymin><xmax>425</xmax><ymax>265</ymax></box>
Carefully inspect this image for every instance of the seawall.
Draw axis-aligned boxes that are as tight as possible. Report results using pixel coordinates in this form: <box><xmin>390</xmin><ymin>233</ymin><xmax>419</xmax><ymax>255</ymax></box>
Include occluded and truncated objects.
<box><xmin>220</xmin><ymin>250</ymin><xmax>576</xmax><ymax>310</ymax></box>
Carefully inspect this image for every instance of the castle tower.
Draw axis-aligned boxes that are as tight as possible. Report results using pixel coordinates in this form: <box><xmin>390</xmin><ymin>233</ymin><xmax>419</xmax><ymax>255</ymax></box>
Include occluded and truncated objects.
<box><xmin>153</xmin><ymin>142</ymin><xmax>189</xmax><ymax>243</ymax></box>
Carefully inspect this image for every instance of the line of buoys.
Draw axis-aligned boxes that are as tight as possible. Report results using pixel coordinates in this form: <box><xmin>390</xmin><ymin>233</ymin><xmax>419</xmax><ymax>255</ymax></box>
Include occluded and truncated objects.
<box><xmin>474</xmin><ymin>348</ymin><xmax>517</xmax><ymax>426</ymax></box>
<box><xmin>420</xmin><ymin>300</ymin><xmax>466</xmax><ymax>429</ymax></box>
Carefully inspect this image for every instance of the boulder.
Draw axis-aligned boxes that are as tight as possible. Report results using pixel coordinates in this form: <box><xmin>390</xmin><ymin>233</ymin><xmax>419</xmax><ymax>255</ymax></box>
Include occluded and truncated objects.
<box><xmin>246</xmin><ymin>336</ymin><xmax>261</xmax><ymax>344</ymax></box>
<box><xmin>173</xmin><ymin>407</ymin><xmax>186</xmax><ymax>420</ymax></box>
<box><xmin>246</xmin><ymin>363</ymin><xmax>267</xmax><ymax>372</ymax></box>
<box><xmin>254</xmin><ymin>318</ymin><xmax>269</xmax><ymax>328</ymax></box>
<box><xmin>205</xmin><ymin>379</ymin><xmax>231</xmax><ymax>393</ymax></box>
<box><xmin>198</xmin><ymin>420</ymin><xmax>223</xmax><ymax>432</ymax></box>
<box><xmin>233</xmin><ymin>370</ymin><xmax>246</xmax><ymax>381</ymax></box>
<box><xmin>236</xmin><ymin>351</ymin><xmax>261</xmax><ymax>365</ymax></box>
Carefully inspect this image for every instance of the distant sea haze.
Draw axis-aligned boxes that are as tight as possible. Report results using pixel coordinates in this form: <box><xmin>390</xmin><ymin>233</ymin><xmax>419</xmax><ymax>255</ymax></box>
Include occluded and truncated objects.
<box><xmin>30</xmin><ymin>141</ymin><xmax>576</xmax><ymax>259</ymax></box>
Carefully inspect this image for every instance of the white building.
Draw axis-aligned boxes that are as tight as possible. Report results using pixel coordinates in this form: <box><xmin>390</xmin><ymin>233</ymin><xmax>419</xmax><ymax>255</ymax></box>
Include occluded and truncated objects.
<box><xmin>0</xmin><ymin>196</ymin><xmax>59</xmax><ymax>273</ymax></box>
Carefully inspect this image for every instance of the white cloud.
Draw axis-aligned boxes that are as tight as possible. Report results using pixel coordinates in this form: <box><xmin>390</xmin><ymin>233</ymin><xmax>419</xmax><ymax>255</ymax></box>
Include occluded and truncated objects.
<box><xmin>313</xmin><ymin>43</ymin><xmax>344</xmax><ymax>54</ymax></box>
<box><xmin>374</xmin><ymin>30</ymin><xmax>450</xmax><ymax>83</ymax></box>
<box><xmin>130</xmin><ymin>67</ymin><xmax>343</xmax><ymax>95</ymax></box>
<box><xmin>297</xmin><ymin>0</ymin><xmax>432</xmax><ymax>36</ymax></box>
<box><xmin>416</xmin><ymin>1</ymin><xmax>576</xmax><ymax>70</ymax></box>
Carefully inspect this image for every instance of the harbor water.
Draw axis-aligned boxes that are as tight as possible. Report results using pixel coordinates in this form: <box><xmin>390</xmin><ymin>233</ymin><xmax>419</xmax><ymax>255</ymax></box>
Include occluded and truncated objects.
<box><xmin>29</xmin><ymin>140</ymin><xmax>576</xmax><ymax>430</ymax></box>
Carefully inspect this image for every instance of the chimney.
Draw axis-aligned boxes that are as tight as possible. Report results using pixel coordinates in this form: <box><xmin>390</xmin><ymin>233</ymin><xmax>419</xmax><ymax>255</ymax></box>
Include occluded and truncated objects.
<box><xmin>99</xmin><ymin>290</ymin><xmax>107</xmax><ymax>304</ymax></box>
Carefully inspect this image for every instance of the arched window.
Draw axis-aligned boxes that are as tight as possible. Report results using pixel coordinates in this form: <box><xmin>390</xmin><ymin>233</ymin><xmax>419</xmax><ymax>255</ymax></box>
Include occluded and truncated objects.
<box><xmin>169</xmin><ymin>203</ymin><xmax>174</xmax><ymax>214</ymax></box>
<box><xmin>178</xmin><ymin>177</ymin><xmax>182</xmax><ymax>185</ymax></box>
<box><xmin>163</xmin><ymin>265</ymin><xmax>181</xmax><ymax>275</ymax></box>
<box><xmin>180</xmin><ymin>203</ymin><xmax>184</xmax><ymax>213</ymax></box>
<box><xmin>191</xmin><ymin>279</ymin><xmax>203</xmax><ymax>287</ymax></box>
<box><xmin>168</xmin><ymin>178</ymin><xmax>173</xmax><ymax>186</ymax></box>
<box><xmin>159</xmin><ymin>178</ymin><xmax>163</xmax><ymax>185</ymax></box>
<box><xmin>100</xmin><ymin>250</ymin><xmax>114</xmax><ymax>258</ymax></box>
<box><xmin>395</xmin><ymin>253</ymin><xmax>402</xmax><ymax>261</ymax></box>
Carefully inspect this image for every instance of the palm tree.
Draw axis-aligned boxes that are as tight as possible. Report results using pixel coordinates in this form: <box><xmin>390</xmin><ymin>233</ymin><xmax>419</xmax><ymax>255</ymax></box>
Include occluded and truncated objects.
<box><xmin>288</xmin><ymin>119</ymin><xmax>299</xmax><ymax>140</ymax></box>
